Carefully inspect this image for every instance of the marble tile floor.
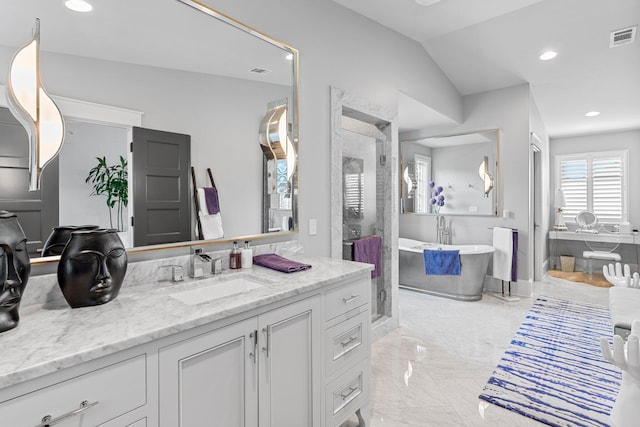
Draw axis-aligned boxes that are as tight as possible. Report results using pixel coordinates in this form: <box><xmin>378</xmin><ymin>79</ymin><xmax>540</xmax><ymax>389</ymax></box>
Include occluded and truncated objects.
<box><xmin>343</xmin><ymin>276</ymin><xmax>610</xmax><ymax>426</ymax></box>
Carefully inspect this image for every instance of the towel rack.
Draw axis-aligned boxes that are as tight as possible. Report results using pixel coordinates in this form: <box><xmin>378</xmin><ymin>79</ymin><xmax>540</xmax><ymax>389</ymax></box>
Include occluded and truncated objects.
<box><xmin>191</xmin><ymin>167</ymin><xmax>217</xmax><ymax>240</ymax></box>
<box><xmin>342</xmin><ymin>235</ymin><xmax>383</xmax><ymax>246</ymax></box>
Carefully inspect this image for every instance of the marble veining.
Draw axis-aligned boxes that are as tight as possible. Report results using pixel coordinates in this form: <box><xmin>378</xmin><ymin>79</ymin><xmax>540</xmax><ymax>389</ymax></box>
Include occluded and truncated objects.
<box><xmin>1</xmin><ymin>247</ymin><xmax>371</xmax><ymax>390</ymax></box>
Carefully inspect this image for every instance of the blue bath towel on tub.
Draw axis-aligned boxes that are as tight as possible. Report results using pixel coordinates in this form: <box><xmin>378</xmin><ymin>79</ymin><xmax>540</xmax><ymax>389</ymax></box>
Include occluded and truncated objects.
<box><xmin>423</xmin><ymin>249</ymin><xmax>461</xmax><ymax>275</ymax></box>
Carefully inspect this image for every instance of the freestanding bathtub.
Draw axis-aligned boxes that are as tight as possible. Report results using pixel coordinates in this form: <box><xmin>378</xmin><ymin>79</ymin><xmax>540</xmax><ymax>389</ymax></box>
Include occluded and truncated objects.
<box><xmin>399</xmin><ymin>237</ymin><xmax>495</xmax><ymax>301</ymax></box>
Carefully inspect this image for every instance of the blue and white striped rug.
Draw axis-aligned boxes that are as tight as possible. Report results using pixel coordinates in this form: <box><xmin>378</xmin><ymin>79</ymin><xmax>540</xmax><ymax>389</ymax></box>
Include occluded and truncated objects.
<box><xmin>479</xmin><ymin>296</ymin><xmax>622</xmax><ymax>427</ymax></box>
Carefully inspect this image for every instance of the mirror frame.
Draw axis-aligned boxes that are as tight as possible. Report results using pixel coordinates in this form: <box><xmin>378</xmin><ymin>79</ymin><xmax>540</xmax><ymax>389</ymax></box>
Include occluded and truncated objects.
<box><xmin>27</xmin><ymin>0</ymin><xmax>300</xmax><ymax>265</ymax></box>
<box><xmin>400</xmin><ymin>128</ymin><xmax>500</xmax><ymax>217</ymax></box>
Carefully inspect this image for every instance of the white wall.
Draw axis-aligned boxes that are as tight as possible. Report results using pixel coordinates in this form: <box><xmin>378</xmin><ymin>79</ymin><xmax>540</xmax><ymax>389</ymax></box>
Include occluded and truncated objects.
<box><xmin>400</xmin><ymin>84</ymin><xmax>533</xmax><ymax>281</ymax></box>
<box><xmin>550</xmin><ymin>129</ymin><xmax>640</xmax><ymax>228</ymax></box>
<box><xmin>60</xmin><ymin>121</ymin><xmax>128</xmax><ymax>230</ymax></box>
<box><xmin>431</xmin><ymin>142</ymin><xmax>495</xmax><ymax>215</ymax></box>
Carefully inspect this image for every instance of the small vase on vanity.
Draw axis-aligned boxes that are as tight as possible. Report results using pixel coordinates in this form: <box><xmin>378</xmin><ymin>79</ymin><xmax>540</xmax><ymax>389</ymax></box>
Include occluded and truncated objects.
<box><xmin>57</xmin><ymin>229</ymin><xmax>127</xmax><ymax>308</ymax></box>
<box><xmin>0</xmin><ymin>211</ymin><xmax>31</xmax><ymax>333</ymax></box>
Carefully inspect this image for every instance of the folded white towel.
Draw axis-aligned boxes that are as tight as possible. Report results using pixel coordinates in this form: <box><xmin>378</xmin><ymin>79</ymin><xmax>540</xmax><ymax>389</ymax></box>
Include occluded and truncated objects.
<box><xmin>197</xmin><ymin>188</ymin><xmax>224</xmax><ymax>240</ymax></box>
<box><xmin>492</xmin><ymin>227</ymin><xmax>513</xmax><ymax>281</ymax></box>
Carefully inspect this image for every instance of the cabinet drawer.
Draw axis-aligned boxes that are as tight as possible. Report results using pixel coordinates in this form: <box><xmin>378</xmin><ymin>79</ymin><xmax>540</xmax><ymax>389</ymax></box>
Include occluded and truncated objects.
<box><xmin>325</xmin><ymin>308</ymin><xmax>369</xmax><ymax>377</ymax></box>
<box><xmin>0</xmin><ymin>354</ymin><xmax>146</xmax><ymax>427</ymax></box>
<box><xmin>325</xmin><ymin>277</ymin><xmax>369</xmax><ymax>320</ymax></box>
<box><xmin>325</xmin><ymin>360</ymin><xmax>369</xmax><ymax>427</ymax></box>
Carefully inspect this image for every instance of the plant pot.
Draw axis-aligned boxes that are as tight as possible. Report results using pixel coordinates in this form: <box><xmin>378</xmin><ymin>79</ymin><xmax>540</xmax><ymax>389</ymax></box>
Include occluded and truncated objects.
<box><xmin>57</xmin><ymin>229</ymin><xmax>127</xmax><ymax>308</ymax></box>
<box><xmin>560</xmin><ymin>256</ymin><xmax>575</xmax><ymax>272</ymax></box>
<box><xmin>42</xmin><ymin>225</ymin><xmax>99</xmax><ymax>257</ymax></box>
<box><xmin>0</xmin><ymin>211</ymin><xmax>31</xmax><ymax>333</ymax></box>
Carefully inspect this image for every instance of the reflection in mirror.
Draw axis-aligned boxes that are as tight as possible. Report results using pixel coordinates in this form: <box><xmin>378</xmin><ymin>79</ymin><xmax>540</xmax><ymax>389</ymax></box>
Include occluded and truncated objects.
<box><xmin>0</xmin><ymin>0</ymin><xmax>299</xmax><ymax>260</ymax></box>
<box><xmin>401</xmin><ymin>129</ymin><xmax>499</xmax><ymax>216</ymax></box>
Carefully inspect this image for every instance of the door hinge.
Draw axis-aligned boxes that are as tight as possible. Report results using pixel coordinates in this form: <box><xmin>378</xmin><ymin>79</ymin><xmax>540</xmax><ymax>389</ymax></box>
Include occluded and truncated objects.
<box><xmin>131</xmin><ymin>217</ymin><xmax>134</xmax><ymax>227</ymax></box>
<box><xmin>130</xmin><ymin>142</ymin><xmax>133</xmax><ymax>152</ymax></box>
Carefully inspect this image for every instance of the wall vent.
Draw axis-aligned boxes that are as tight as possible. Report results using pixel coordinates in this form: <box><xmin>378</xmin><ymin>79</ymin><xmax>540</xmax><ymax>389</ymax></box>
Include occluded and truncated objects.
<box><xmin>250</xmin><ymin>67</ymin><xmax>271</xmax><ymax>74</ymax></box>
<box><xmin>610</xmin><ymin>26</ymin><xmax>637</xmax><ymax>47</ymax></box>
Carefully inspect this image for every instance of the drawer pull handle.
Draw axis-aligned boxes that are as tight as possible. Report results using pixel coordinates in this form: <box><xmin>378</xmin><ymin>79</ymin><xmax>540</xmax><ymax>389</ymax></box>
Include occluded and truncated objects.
<box><xmin>342</xmin><ymin>294</ymin><xmax>360</xmax><ymax>304</ymax></box>
<box><xmin>37</xmin><ymin>400</ymin><xmax>99</xmax><ymax>427</ymax></box>
<box><xmin>341</xmin><ymin>336</ymin><xmax>359</xmax><ymax>347</ymax></box>
<box><xmin>340</xmin><ymin>386</ymin><xmax>359</xmax><ymax>401</ymax></box>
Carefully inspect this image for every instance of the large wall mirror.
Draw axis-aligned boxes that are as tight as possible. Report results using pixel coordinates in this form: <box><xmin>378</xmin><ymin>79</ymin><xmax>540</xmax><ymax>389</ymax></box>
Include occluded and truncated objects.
<box><xmin>0</xmin><ymin>0</ymin><xmax>299</xmax><ymax>261</ymax></box>
<box><xmin>400</xmin><ymin>129</ymin><xmax>499</xmax><ymax>216</ymax></box>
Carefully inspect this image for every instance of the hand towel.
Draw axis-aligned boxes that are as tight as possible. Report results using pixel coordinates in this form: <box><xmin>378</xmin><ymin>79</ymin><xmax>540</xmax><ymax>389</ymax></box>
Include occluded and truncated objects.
<box><xmin>423</xmin><ymin>249</ymin><xmax>461</xmax><ymax>275</ymax></box>
<box><xmin>492</xmin><ymin>227</ymin><xmax>513</xmax><ymax>281</ymax></box>
<box><xmin>197</xmin><ymin>188</ymin><xmax>224</xmax><ymax>240</ymax></box>
<box><xmin>253</xmin><ymin>254</ymin><xmax>312</xmax><ymax>273</ymax></box>
<box><xmin>202</xmin><ymin>187</ymin><xmax>220</xmax><ymax>214</ymax></box>
<box><xmin>353</xmin><ymin>235</ymin><xmax>382</xmax><ymax>279</ymax></box>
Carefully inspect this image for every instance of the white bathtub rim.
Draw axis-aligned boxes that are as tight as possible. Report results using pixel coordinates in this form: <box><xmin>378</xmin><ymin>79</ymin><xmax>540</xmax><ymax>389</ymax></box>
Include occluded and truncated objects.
<box><xmin>398</xmin><ymin>237</ymin><xmax>494</xmax><ymax>255</ymax></box>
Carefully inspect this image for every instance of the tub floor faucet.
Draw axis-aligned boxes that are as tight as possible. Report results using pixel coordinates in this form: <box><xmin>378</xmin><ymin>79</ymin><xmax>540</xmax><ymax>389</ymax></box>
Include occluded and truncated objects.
<box><xmin>437</xmin><ymin>215</ymin><xmax>447</xmax><ymax>244</ymax></box>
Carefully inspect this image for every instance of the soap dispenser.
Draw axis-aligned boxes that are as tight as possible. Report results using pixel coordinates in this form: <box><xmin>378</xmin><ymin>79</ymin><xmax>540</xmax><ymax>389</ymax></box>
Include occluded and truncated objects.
<box><xmin>241</xmin><ymin>241</ymin><xmax>253</xmax><ymax>269</ymax></box>
<box><xmin>230</xmin><ymin>241</ymin><xmax>242</xmax><ymax>270</ymax></box>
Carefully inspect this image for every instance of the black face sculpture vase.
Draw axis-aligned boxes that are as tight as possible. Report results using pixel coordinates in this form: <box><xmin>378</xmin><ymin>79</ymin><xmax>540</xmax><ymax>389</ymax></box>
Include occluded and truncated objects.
<box><xmin>0</xmin><ymin>211</ymin><xmax>31</xmax><ymax>333</ymax></box>
<box><xmin>42</xmin><ymin>225</ymin><xmax>100</xmax><ymax>257</ymax></box>
<box><xmin>57</xmin><ymin>229</ymin><xmax>127</xmax><ymax>308</ymax></box>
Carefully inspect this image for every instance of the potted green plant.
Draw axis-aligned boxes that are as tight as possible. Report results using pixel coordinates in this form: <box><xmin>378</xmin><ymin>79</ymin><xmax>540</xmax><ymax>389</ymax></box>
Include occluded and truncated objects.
<box><xmin>86</xmin><ymin>156</ymin><xmax>129</xmax><ymax>231</ymax></box>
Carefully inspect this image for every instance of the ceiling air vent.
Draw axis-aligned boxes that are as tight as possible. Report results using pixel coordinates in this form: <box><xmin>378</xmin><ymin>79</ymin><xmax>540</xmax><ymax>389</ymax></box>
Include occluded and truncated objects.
<box><xmin>250</xmin><ymin>67</ymin><xmax>271</xmax><ymax>74</ymax></box>
<box><xmin>610</xmin><ymin>26</ymin><xmax>637</xmax><ymax>47</ymax></box>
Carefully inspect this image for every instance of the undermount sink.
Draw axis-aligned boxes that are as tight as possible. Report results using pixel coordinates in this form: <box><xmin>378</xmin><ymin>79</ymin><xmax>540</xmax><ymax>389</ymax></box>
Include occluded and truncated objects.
<box><xmin>170</xmin><ymin>276</ymin><xmax>265</xmax><ymax>305</ymax></box>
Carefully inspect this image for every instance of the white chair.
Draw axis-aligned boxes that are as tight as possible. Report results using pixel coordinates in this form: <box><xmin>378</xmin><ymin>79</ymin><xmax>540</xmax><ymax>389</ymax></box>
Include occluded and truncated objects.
<box><xmin>584</xmin><ymin>251</ymin><xmax>621</xmax><ymax>280</ymax></box>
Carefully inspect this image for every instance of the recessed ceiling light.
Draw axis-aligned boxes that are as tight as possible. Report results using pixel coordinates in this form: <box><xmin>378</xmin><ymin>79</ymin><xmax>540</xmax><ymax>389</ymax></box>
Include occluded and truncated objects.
<box><xmin>585</xmin><ymin>111</ymin><xmax>600</xmax><ymax>117</ymax></box>
<box><xmin>539</xmin><ymin>50</ymin><xmax>558</xmax><ymax>61</ymax></box>
<box><xmin>415</xmin><ymin>0</ymin><xmax>441</xmax><ymax>6</ymax></box>
<box><xmin>65</xmin><ymin>0</ymin><xmax>93</xmax><ymax>13</ymax></box>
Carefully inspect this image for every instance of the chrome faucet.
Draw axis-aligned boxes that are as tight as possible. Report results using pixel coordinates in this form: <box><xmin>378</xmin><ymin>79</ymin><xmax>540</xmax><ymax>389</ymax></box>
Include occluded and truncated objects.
<box><xmin>436</xmin><ymin>215</ymin><xmax>450</xmax><ymax>245</ymax></box>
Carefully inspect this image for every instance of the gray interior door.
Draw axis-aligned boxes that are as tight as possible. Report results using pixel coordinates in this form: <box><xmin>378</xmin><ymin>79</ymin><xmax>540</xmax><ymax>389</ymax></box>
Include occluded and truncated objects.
<box><xmin>132</xmin><ymin>127</ymin><xmax>191</xmax><ymax>246</ymax></box>
<box><xmin>0</xmin><ymin>107</ymin><xmax>59</xmax><ymax>257</ymax></box>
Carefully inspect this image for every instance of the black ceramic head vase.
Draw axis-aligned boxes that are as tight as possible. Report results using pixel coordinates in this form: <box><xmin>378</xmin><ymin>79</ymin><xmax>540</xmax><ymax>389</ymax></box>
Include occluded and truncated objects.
<box><xmin>57</xmin><ymin>229</ymin><xmax>127</xmax><ymax>308</ymax></box>
<box><xmin>42</xmin><ymin>225</ymin><xmax>99</xmax><ymax>257</ymax></box>
<box><xmin>0</xmin><ymin>211</ymin><xmax>31</xmax><ymax>333</ymax></box>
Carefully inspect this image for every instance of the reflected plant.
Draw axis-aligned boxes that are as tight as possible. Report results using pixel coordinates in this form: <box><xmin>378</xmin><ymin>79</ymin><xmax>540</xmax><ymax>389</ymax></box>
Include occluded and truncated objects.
<box><xmin>86</xmin><ymin>156</ymin><xmax>128</xmax><ymax>231</ymax></box>
<box><xmin>428</xmin><ymin>181</ymin><xmax>445</xmax><ymax>214</ymax></box>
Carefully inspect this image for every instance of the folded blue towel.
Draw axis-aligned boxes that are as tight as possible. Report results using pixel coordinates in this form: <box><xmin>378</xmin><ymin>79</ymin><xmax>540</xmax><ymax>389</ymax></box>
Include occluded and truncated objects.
<box><xmin>423</xmin><ymin>249</ymin><xmax>461</xmax><ymax>275</ymax></box>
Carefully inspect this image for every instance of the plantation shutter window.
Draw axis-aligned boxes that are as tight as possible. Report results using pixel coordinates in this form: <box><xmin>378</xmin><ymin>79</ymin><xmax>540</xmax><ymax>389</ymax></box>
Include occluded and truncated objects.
<box><xmin>556</xmin><ymin>151</ymin><xmax>627</xmax><ymax>224</ymax></box>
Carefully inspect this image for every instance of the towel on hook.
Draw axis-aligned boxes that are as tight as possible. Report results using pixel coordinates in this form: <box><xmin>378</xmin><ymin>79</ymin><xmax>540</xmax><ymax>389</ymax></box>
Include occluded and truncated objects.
<box><xmin>492</xmin><ymin>227</ymin><xmax>516</xmax><ymax>281</ymax></box>
<box><xmin>353</xmin><ymin>235</ymin><xmax>382</xmax><ymax>279</ymax></box>
<box><xmin>203</xmin><ymin>187</ymin><xmax>220</xmax><ymax>214</ymax></box>
<box><xmin>197</xmin><ymin>188</ymin><xmax>224</xmax><ymax>240</ymax></box>
<box><xmin>423</xmin><ymin>249</ymin><xmax>461</xmax><ymax>275</ymax></box>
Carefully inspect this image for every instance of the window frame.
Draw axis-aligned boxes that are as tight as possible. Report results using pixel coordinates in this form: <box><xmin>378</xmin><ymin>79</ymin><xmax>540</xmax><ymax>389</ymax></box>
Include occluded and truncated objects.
<box><xmin>554</xmin><ymin>150</ymin><xmax>629</xmax><ymax>225</ymax></box>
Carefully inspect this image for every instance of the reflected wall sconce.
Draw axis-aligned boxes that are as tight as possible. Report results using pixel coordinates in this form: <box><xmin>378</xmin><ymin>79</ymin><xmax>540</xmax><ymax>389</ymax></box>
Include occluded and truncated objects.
<box><xmin>478</xmin><ymin>156</ymin><xmax>494</xmax><ymax>198</ymax></box>
<box><xmin>259</xmin><ymin>101</ymin><xmax>296</xmax><ymax>181</ymax></box>
<box><xmin>6</xmin><ymin>19</ymin><xmax>64</xmax><ymax>191</ymax></box>
<box><xmin>402</xmin><ymin>163</ymin><xmax>416</xmax><ymax>199</ymax></box>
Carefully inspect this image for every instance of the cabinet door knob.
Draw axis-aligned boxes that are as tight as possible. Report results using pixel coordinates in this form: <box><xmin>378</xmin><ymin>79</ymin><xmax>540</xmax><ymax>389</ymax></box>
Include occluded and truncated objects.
<box><xmin>36</xmin><ymin>400</ymin><xmax>99</xmax><ymax>427</ymax></box>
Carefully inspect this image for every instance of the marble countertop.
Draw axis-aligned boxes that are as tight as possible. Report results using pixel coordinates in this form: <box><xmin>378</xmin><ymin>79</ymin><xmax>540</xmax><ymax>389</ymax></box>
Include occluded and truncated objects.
<box><xmin>0</xmin><ymin>256</ymin><xmax>372</xmax><ymax>390</ymax></box>
<box><xmin>549</xmin><ymin>230</ymin><xmax>638</xmax><ymax>244</ymax></box>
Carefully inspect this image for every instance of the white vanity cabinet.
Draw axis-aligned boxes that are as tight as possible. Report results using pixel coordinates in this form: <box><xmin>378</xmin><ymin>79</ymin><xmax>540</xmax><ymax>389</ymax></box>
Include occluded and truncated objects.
<box><xmin>0</xmin><ymin>261</ymin><xmax>373</xmax><ymax>427</ymax></box>
<box><xmin>159</xmin><ymin>295</ymin><xmax>321</xmax><ymax>427</ymax></box>
<box><xmin>0</xmin><ymin>353</ymin><xmax>149</xmax><ymax>427</ymax></box>
<box><xmin>322</xmin><ymin>275</ymin><xmax>371</xmax><ymax>427</ymax></box>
